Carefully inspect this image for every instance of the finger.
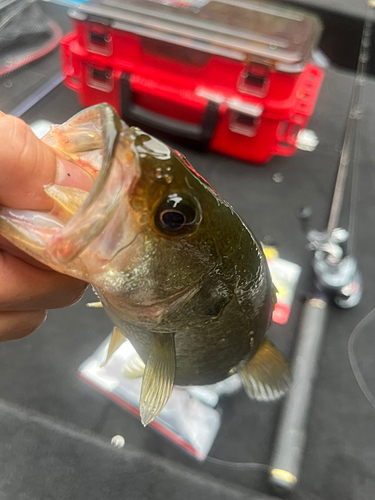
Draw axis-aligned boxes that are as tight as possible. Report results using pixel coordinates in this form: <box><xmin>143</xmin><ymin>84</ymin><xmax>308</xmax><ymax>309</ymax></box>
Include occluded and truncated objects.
<box><xmin>0</xmin><ymin>114</ymin><xmax>93</xmax><ymax>210</ymax></box>
<box><xmin>0</xmin><ymin>250</ymin><xmax>87</xmax><ymax>311</ymax></box>
<box><xmin>0</xmin><ymin>310</ymin><xmax>47</xmax><ymax>342</ymax></box>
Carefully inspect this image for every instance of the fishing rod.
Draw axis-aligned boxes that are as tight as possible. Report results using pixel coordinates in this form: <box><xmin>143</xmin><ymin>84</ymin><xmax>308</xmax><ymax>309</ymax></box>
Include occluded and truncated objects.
<box><xmin>268</xmin><ymin>6</ymin><xmax>372</xmax><ymax>495</ymax></box>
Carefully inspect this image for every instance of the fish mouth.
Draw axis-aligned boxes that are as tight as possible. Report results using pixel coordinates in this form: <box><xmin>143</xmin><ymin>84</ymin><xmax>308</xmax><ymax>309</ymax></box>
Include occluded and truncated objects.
<box><xmin>46</xmin><ymin>105</ymin><xmax>140</xmax><ymax>265</ymax></box>
<box><xmin>108</xmin><ymin>231</ymin><xmax>140</xmax><ymax>263</ymax></box>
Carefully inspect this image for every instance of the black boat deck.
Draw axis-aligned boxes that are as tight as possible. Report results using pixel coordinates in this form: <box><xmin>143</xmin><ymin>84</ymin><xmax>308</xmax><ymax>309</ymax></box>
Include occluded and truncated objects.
<box><xmin>0</xmin><ymin>2</ymin><xmax>374</xmax><ymax>499</ymax></box>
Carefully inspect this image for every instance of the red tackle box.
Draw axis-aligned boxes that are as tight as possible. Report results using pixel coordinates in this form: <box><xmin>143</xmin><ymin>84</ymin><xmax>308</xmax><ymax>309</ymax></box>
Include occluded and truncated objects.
<box><xmin>61</xmin><ymin>0</ymin><xmax>324</xmax><ymax>164</ymax></box>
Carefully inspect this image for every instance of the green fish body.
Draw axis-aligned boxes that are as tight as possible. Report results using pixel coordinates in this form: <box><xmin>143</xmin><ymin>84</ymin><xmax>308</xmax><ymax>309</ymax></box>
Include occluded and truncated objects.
<box><xmin>0</xmin><ymin>104</ymin><xmax>290</xmax><ymax>425</ymax></box>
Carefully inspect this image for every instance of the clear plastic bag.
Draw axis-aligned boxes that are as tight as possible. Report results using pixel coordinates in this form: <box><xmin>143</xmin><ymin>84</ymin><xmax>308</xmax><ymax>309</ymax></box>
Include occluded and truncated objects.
<box><xmin>79</xmin><ymin>336</ymin><xmax>224</xmax><ymax>460</ymax></box>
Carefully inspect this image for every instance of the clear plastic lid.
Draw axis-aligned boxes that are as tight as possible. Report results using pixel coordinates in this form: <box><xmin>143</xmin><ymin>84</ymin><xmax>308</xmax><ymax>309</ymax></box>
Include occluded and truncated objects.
<box><xmin>75</xmin><ymin>0</ymin><xmax>322</xmax><ymax>69</ymax></box>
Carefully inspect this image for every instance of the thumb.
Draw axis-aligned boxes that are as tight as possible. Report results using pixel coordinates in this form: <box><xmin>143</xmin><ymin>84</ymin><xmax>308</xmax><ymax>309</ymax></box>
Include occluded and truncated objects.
<box><xmin>0</xmin><ymin>113</ymin><xmax>93</xmax><ymax>211</ymax></box>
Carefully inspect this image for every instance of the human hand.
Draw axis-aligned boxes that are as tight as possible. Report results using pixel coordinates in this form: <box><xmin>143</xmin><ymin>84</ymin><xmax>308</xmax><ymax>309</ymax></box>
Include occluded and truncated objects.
<box><xmin>0</xmin><ymin>112</ymin><xmax>94</xmax><ymax>341</ymax></box>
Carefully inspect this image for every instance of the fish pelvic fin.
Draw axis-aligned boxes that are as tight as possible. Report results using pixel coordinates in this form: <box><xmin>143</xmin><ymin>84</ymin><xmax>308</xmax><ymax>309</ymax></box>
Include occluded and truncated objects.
<box><xmin>101</xmin><ymin>327</ymin><xmax>127</xmax><ymax>367</ymax></box>
<box><xmin>240</xmin><ymin>338</ymin><xmax>291</xmax><ymax>402</ymax></box>
<box><xmin>140</xmin><ymin>333</ymin><xmax>176</xmax><ymax>426</ymax></box>
<box><xmin>86</xmin><ymin>301</ymin><xmax>103</xmax><ymax>308</ymax></box>
<box><xmin>122</xmin><ymin>350</ymin><xmax>145</xmax><ymax>379</ymax></box>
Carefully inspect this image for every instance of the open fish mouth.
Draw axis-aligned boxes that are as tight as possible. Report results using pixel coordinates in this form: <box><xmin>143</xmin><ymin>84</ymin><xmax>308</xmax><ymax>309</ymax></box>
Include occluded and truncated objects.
<box><xmin>0</xmin><ymin>104</ymin><xmax>140</xmax><ymax>281</ymax></box>
<box><xmin>45</xmin><ymin>105</ymin><xmax>140</xmax><ymax>265</ymax></box>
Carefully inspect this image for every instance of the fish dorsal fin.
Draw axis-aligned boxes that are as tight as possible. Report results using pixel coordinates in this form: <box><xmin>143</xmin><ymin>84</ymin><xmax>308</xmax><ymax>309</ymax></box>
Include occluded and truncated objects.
<box><xmin>140</xmin><ymin>333</ymin><xmax>176</xmax><ymax>426</ymax></box>
<box><xmin>122</xmin><ymin>351</ymin><xmax>145</xmax><ymax>379</ymax></box>
<box><xmin>240</xmin><ymin>338</ymin><xmax>291</xmax><ymax>402</ymax></box>
<box><xmin>102</xmin><ymin>327</ymin><xmax>127</xmax><ymax>366</ymax></box>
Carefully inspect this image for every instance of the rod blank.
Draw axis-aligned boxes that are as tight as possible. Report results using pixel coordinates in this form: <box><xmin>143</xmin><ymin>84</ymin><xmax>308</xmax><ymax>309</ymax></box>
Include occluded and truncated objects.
<box><xmin>269</xmin><ymin>294</ymin><xmax>329</xmax><ymax>494</ymax></box>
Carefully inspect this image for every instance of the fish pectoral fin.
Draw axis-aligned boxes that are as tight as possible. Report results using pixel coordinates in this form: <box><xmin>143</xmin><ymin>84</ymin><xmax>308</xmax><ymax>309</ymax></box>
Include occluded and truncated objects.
<box><xmin>140</xmin><ymin>333</ymin><xmax>176</xmax><ymax>426</ymax></box>
<box><xmin>240</xmin><ymin>338</ymin><xmax>291</xmax><ymax>402</ymax></box>
<box><xmin>44</xmin><ymin>185</ymin><xmax>89</xmax><ymax>218</ymax></box>
<box><xmin>101</xmin><ymin>327</ymin><xmax>127</xmax><ymax>367</ymax></box>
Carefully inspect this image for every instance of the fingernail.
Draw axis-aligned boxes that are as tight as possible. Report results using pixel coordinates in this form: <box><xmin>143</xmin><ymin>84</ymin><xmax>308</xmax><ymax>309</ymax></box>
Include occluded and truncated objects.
<box><xmin>55</xmin><ymin>158</ymin><xmax>94</xmax><ymax>191</ymax></box>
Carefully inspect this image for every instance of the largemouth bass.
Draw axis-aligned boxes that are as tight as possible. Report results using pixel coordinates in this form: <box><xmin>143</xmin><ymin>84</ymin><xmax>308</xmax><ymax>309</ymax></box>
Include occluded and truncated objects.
<box><xmin>0</xmin><ymin>104</ymin><xmax>290</xmax><ymax>425</ymax></box>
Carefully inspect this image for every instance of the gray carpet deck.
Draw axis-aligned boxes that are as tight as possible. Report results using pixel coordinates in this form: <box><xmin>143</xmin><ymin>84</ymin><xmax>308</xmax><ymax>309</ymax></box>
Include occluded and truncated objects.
<box><xmin>0</xmin><ymin>2</ymin><xmax>374</xmax><ymax>500</ymax></box>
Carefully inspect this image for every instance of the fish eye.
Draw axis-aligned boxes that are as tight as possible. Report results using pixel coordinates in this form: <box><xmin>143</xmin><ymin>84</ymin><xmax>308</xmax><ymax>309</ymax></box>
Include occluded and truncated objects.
<box><xmin>154</xmin><ymin>194</ymin><xmax>199</xmax><ymax>236</ymax></box>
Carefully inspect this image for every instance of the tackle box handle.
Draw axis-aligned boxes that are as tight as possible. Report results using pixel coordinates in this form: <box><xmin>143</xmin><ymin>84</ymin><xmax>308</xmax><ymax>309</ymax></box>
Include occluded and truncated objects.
<box><xmin>120</xmin><ymin>73</ymin><xmax>219</xmax><ymax>144</ymax></box>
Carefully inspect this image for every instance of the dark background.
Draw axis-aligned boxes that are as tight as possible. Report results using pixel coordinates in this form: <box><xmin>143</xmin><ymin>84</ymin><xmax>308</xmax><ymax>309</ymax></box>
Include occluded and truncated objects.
<box><xmin>0</xmin><ymin>1</ymin><xmax>375</xmax><ymax>499</ymax></box>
